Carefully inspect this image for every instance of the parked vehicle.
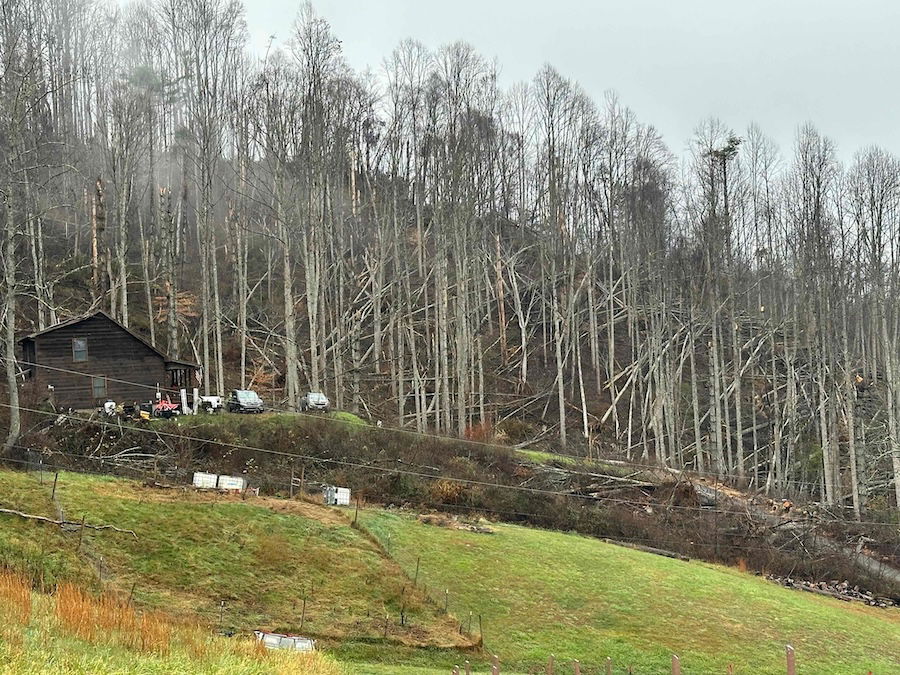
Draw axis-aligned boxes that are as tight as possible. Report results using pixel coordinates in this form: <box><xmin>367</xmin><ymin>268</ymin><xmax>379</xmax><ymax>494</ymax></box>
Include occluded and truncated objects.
<box><xmin>199</xmin><ymin>395</ymin><xmax>223</xmax><ymax>413</ymax></box>
<box><xmin>300</xmin><ymin>391</ymin><xmax>330</xmax><ymax>413</ymax></box>
<box><xmin>227</xmin><ymin>389</ymin><xmax>265</xmax><ymax>413</ymax></box>
<box><xmin>152</xmin><ymin>396</ymin><xmax>180</xmax><ymax>418</ymax></box>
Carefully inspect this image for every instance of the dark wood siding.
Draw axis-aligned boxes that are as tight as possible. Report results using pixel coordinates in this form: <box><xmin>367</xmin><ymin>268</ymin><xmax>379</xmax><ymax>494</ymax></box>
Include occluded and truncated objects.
<box><xmin>28</xmin><ymin>315</ymin><xmax>167</xmax><ymax>409</ymax></box>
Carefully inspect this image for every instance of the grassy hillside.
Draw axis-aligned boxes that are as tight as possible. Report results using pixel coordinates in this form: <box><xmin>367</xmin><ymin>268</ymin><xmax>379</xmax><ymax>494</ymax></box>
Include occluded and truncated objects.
<box><xmin>0</xmin><ymin>469</ymin><xmax>469</xmax><ymax>668</ymax></box>
<box><xmin>5</xmin><ymin>465</ymin><xmax>900</xmax><ymax>673</ymax></box>
<box><xmin>0</xmin><ymin>572</ymin><xmax>341</xmax><ymax>674</ymax></box>
<box><xmin>359</xmin><ymin>510</ymin><xmax>900</xmax><ymax>674</ymax></box>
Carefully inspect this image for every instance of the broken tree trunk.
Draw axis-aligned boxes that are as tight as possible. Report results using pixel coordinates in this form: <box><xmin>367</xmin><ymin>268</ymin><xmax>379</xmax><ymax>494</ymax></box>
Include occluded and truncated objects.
<box><xmin>0</xmin><ymin>508</ymin><xmax>137</xmax><ymax>537</ymax></box>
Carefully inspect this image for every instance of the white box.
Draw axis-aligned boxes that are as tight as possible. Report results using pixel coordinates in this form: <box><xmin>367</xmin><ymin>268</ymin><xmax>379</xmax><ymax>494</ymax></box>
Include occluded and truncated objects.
<box><xmin>324</xmin><ymin>485</ymin><xmax>351</xmax><ymax>506</ymax></box>
<box><xmin>193</xmin><ymin>472</ymin><xmax>218</xmax><ymax>489</ymax></box>
<box><xmin>217</xmin><ymin>475</ymin><xmax>247</xmax><ymax>491</ymax></box>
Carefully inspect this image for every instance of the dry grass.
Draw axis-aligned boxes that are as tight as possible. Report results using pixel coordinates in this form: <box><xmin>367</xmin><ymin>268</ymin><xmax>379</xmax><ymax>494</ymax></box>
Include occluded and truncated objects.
<box><xmin>0</xmin><ymin>570</ymin><xmax>32</xmax><ymax>625</ymax></box>
<box><xmin>55</xmin><ymin>583</ymin><xmax>172</xmax><ymax>654</ymax></box>
<box><xmin>0</xmin><ymin>580</ymin><xmax>344</xmax><ymax>674</ymax></box>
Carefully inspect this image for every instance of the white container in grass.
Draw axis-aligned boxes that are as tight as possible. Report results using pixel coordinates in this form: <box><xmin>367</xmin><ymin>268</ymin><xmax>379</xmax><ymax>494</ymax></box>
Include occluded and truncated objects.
<box><xmin>254</xmin><ymin>630</ymin><xmax>315</xmax><ymax>651</ymax></box>
<box><xmin>192</xmin><ymin>472</ymin><xmax>218</xmax><ymax>489</ymax></box>
<box><xmin>217</xmin><ymin>475</ymin><xmax>247</xmax><ymax>491</ymax></box>
<box><xmin>323</xmin><ymin>485</ymin><xmax>351</xmax><ymax>506</ymax></box>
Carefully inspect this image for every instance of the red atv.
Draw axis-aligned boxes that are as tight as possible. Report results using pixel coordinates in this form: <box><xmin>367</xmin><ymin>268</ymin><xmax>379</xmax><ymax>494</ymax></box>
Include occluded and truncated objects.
<box><xmin>152</xmin><ymin>397</ymin><xmax>180</xmax><ymax>419</ymax></box>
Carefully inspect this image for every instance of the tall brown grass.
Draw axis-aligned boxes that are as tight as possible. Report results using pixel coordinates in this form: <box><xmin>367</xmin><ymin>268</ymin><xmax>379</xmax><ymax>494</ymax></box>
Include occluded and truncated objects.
<box><xmin>55</xmin><ymin>583</ymin><xmax>171</xmax><ymax>654</ymax></box>
<box><xmin>0</xmin><ymin>570</ymin><xmax>31</xmax><ymax>625</ymax></box>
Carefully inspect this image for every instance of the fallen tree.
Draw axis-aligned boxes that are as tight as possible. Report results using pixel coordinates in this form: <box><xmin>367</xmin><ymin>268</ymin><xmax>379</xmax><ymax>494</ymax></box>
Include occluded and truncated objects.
<box><xmin>0</xmin><ymin>507</ymin><xmax>137</xmax><ymax>538</ymax></box>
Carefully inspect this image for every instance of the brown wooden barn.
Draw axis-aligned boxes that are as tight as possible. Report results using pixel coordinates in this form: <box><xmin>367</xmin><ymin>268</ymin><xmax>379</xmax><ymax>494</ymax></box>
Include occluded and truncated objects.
<box><xmin>19</xmin><ymin>311</ymin><xmax>198</xmax><ymax>410</ymax></box>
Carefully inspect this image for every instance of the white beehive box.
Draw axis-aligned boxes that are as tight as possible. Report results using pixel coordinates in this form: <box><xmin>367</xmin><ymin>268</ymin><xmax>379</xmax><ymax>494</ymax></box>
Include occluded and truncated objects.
<box><xmin>324</xmin><ymin>485</ymin><xmax>351</xmax><ymax>506</ymax></box>
<box><xmin>217</xmin><ymin>475</ymin><xmax>247</xmax><ymax>491</ymax></box>
<box><xmin>192</xmin><ymin>472</ymin><xmax>218</xmax><ymax>489</ymax></box>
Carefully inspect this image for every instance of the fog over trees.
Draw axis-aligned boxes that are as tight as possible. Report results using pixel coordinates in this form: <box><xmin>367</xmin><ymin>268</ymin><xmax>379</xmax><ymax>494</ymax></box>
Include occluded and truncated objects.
<box><xmin>3</xmin><ymin>0</ymin><xmax>900</xmax><ymax>516</ymax></box>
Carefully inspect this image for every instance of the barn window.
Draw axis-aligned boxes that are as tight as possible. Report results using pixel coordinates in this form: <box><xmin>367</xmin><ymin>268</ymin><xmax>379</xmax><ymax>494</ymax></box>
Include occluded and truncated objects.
<box><xmin>92</xmin><ymin>376</ymin><xmax>107</xmax><ymax>399</ymax></box>
<box><xmin>72</xmin><ymin>338</ymin><xmax>88</xmax><ymax>362</ymax></box>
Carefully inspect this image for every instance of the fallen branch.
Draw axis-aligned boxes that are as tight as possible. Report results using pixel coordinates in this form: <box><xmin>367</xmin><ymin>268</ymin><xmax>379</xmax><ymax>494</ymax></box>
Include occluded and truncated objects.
<box><xmin>0</xmin><ymin>507</ymin><xmax>137</xmax><ymax>538</ymax></box>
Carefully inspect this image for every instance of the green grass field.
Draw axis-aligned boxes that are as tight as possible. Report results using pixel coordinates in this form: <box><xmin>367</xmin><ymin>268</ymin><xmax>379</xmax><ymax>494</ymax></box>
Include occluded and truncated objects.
<box><xmin>358</xmin><ymin>510</ymin><xmax>900</xmax><ymax>674</ymax></box>
<box><xmin>3</xmin><ymin>466</ymin><xmax>900</xmax><ymax>674</ymax></box>
<box><xmin>0</xmin><ymin>468</ymin><xmax>468</xmax><ymax>673</ymax></box>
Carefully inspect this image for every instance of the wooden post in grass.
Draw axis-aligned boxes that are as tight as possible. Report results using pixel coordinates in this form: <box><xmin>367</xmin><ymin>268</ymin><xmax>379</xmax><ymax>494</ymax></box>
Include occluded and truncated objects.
<box><xmin>605</xmin><ymin>657</ymin><xmax>612</xmax><ymax>675</ymax></box>
<box><xmin>545</xmin><ymin>653</ymin><xmax>554</xmax><ymax>674</ymax></box>
<box><xmin>219</xmin><ymin>601</ymin><xmax>225</xmax><ymax>626</ymax></box>
<box><xmin>353</xmin><ymin>495</ymin><xmax>360</xmax><ymax>524</ymax></box>
<box><xmin>491</xmin><ymin>654</ymin><xmax>500</xmax><ymax>674</ymax></box>
<box><xmin>573</xmin><ymin>659</ymin><xmax>581</xmax><ymax>675</ymax></box>
<box><xmin>300</xmin><ymin>597</ymin><xmax>307</xmax><ymax>632</ymax></box>
<box><xmin>51</xmin><ymin>472</ymin><xmax>58</xmax><ymax>500</ymax></box>
<box><xmin>786</xmin><ymin>645</ymin><xmax>796</xmax><ymax>675</ymax></box>
<box><xmin>383</xmin><ymin>611</ymin><xmax>389</xmax><ymax>639</ymax></box>
<box><xmin>299</xmin><ymin>465</ymin><xmax>305</xmax><ymax>497</ymax></box>
<box><xmin>414</xmin><ymin>556</ymin><xmax>420</xmax><ymax>586</ymax></box>
<box><xmin>478</xmin><ymin>615</ymin><xmax>484</xmax><ymax>647</ymax></box>
<box><xmin>444</xmin><ymin>589</ymin><xmax>449</xmax><ymax>613</ymax></box>
<box><xmin>77</xmin><ymin>514</ymin><xmax>86</xmax><ymax>551</ymax></box>
<box><xmin>290</xmin><ymin>465</ymin><xmax>294</xmax><ymax>498</ymax></box>
<box><xmin>671</xmin><ymin>654</ymin><xmax>681</xmax><ymax>674</ymax></box>
<box><xmin>464</xmin><ymin>660</ymin><xmax>471</xmax><ymax>675</ymax></box>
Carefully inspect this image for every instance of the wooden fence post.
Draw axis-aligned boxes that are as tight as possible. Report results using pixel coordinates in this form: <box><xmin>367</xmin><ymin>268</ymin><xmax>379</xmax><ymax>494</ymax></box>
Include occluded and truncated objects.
<box><xmin>545</xmin><ymin>653</ymin><xmax>554</xmax><ymax>674</ymax></box>
<box><xmin>573</xmin><ymin>659</ymin><xmax>581</xmax><ymax>675</ymax></box>
<box><xmin>605</xmin><ymin>657</ymin><xmax>612</xmax><ymax>675</ymax></box>
<box><xmin>414</xmin><ymin>556</ymin><xmax>420</xmax><ymax>586</ymax></box>
<box><xmin>76</xmin><ymin>514</ymin><xmax>86</xmax><ymax>551</ymax></box>
<box><xmin>786</xmin><ymin>645</ymin><xmax>796</xmax><ymax>675</ymax></box>
<box><xmin>671</xmin><ymin>654</ymin><xmax>681</xmax><ymax>674</ymax></box>
<box><xmin>464</xmin><ymin>660</ymin><xmax>471</xmax><ymax>675</ymax></box>
<box><xmin>491</xmin><ymin>654</ymin><xmax>500</xmax><ymax>674</ymax></box>
<box><xmin>51</xmin><ymin>472</ymin><xmax>59</xmax><ymax>500</ymax></box>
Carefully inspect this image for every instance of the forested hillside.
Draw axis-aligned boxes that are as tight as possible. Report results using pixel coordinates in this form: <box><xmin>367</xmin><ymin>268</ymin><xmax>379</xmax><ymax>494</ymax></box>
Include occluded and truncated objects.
<box><xmin>3</xmin><ymin>0</ymin><xmax>900</xmax><ymax>517</ymax></box>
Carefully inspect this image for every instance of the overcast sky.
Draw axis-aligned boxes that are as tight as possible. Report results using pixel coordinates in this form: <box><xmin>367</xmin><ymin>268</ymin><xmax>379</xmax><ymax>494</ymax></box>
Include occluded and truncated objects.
<box><xmin>242</xmin><ymin>0</ymin><xmax>899</xmax><ymax>162</ymax></box>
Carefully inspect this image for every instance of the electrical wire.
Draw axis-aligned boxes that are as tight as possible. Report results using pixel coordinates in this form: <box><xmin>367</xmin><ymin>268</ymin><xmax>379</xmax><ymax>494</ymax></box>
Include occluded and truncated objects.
<box><xmin>3</xmin><ymin>400</ymin><xmax>895</xmax><ymax>527</ymax></box>
<box><xmin>7</xmin><ymin>358</ymin><xmax>840</xmax><ymax>491</ymax></box>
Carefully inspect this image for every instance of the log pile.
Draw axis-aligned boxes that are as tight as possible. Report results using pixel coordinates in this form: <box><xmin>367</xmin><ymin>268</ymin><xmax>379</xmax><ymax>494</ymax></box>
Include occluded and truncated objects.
<box><xmin>765</xmin><ymin>575</ymin><xmax>898</xmax><ymax>607</ymax></box>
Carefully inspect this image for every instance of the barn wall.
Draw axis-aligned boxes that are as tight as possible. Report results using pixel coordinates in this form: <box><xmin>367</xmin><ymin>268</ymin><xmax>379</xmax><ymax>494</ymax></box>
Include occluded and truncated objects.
<box><xmin>29</xmin><ymin>315</ymin><xmax>167</xmax><ymax>410</ymax></box>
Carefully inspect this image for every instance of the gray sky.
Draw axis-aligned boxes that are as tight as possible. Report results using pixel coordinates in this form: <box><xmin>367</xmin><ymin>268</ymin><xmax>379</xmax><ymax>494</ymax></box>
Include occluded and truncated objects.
<box><xmin>244</xmin><ymin>0</ymin><xmax>900</xmax><ymax>162</ymax></box>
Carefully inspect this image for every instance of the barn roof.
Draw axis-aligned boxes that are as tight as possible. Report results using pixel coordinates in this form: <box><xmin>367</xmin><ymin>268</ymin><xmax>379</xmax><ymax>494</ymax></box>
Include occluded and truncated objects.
<box><xmin>19</xmin><ymin>310</ymin><xmax>198</xmax><ymax>369</ymax></box>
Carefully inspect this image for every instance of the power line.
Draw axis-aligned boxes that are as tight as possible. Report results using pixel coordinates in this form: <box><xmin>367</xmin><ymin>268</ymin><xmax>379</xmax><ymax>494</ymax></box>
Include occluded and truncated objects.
<box><xmin>7</xmin><ymin>358</ymin><xmax>837</xmax><ymax>490</ymax></box>
<box><xmin>3</xmin><ymin>401</ymin><xmax>892</xmax><ymax>525</ymax></box>
<box><xmin>2</xmin><ymin>449</ymin><xmax>893</xmax><ymax>559</ymax></box>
